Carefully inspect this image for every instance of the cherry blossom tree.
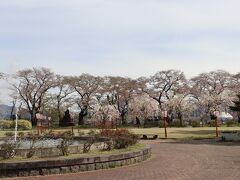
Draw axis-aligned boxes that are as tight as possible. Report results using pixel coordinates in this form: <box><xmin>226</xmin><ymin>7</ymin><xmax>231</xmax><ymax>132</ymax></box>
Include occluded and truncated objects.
<box><xmin>67</xmin><ymin>74</ymin><xmax>102</xmax><ymax>125</ymax></box>
<box><xmin>48</xmin><ymin>75</ymin><xmax>74</xmax><ymax>125</ymax></box>
<box><xmin>93</xmin><ymin>104</ymin><xmax>119</xmax><ymax>128</ymax></box>
<box><xmin>190</xmin><ymin>70</ymin><xmax>233</xmax><ymax>123</ymax></box>
<box><xmin>139</xmin><ymin>70</ymin><xmax>187</xmax><ymax>119</ymax></box>
<box><xmin>128</xmin><ymin>95</ymin><xmax>158</xmax><ymax>126</ymax></box>
<box><xmin>11</xmin><ymin>67</ymin><xmax>56</xmax><ymax>125</ymax></box>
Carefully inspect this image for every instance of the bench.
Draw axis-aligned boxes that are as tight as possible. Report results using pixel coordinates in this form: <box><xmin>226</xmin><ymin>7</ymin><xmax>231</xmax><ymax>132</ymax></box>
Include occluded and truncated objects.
<box><xmin>140</xmin><ymin>134</ymin><xmax>158</xmax><ymax>140</ymax></box>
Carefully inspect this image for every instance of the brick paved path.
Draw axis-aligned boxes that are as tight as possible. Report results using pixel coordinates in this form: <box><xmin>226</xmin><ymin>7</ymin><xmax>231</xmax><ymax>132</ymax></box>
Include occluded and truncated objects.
<box><xmin>12</xmin><ymin>140</ymin><xmax>240</xmax><ymax>180</ymax></box>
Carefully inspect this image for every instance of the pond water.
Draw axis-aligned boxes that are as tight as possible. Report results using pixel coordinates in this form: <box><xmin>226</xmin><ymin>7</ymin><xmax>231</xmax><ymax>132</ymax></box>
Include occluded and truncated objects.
<box><xmin>0</xmin><ymin>138</ymin><xmax>85</xmax><ymax>149</ymax></box>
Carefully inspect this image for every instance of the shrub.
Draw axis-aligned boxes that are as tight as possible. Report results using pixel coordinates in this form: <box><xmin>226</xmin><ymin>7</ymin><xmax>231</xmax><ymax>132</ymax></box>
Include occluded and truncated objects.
<box><xmin>83</xmin><ymin>130</ymin><xmax>103</xmax><ymax>153</ymax></box>
<box><xmin>0</xmin><ymin>120</ymin><xmax>32</xmax><ymax>130</ymax></box>
<box><xmin>18</xmin><ymin>132</ymin><xmax>25</xmax><ymax>137</ymax></box>
<box><xmin>0</xmin><ymin>141</ymin><xmax>20</xmax><ymax>159</ymax></box>
<box><xmin>83</xmin><ymin>136</ymin><xmax>95</xmax><ymax>153</ymax></box>
<box><xmin>5</xmin><ymin>132</ymin><xmax>14</xmax><ymax>137</ymax></box>
<box><xmin>57</xmin><ymin>131</ymin><xmax>73</xmax><ymax>156</ymax></box>
<box><xmin>0</xmin><ymin>120</ymin><xmax>13</xmax><ymax>129</ymax></box>
<box><xmin>14</xmin><ymin>120</ymin><xmax>32</xmax><ymax>130</ymax></box>
<box><xmin>26</xmin><ymin>132</ymin><xmax>55</xmax><ymax>158</ymax></box>
<box><xmin>226</xmin><ymin>119</ymin><xmax>236</xmax><ymax>127</ymax></box>
<box><xmin>95</xmin><ymin>120</ymin><xmax>115</xmax><ymax>129</ymax></box>
<box><xmin>100</xmin><ymin>129</ymin><xmax>114</xmax><ymax>137</ymax></box>
<box><xmin>101</xmin><ymin>140</ymin><xmax>113</xmax><ymax>151</ymax></box>
<box><xmin>191</xmin><ymin>120</ymin><xmax>200</xmax><ymax>127</ymax></box>
<box><xmin>113</xmin><ymin>136</ymin><xmax>129</xmax><ymax>149</ymax></box>
<box><xmin>26</xmin><ymin>133</ymin><xmax>39</xmax><ymax>158</ymax></box>
<box><xmin>100</xmin><ymin>129</ymin><xmax>139</xmax><ymax>149</ymax></box>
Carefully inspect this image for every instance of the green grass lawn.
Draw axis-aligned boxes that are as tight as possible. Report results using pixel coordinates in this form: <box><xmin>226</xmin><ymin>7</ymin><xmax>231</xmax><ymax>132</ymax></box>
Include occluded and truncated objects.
<box><xmin>130</xmin><ymin>126</ymin><xmax>240</xmax><ymax>139</ymax></box>
<box><xmin>1</xmin><ymin>126</ymin><xmax>240</xmax><ymax>139</ymax></box>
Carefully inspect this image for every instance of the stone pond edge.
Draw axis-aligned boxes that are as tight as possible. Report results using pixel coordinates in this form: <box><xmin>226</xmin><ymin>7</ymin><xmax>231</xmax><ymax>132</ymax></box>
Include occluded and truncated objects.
<box><xmin>0</xmin><ymin>145</ymin><xmax>151</xmax><ymax>178</ymax></box>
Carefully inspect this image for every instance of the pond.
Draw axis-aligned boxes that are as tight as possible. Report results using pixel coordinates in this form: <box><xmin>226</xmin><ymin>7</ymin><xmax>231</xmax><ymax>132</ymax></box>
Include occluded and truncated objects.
<box><xmin>0</xmin><ymin>136</ymin><xmax>107</xmax><ymax>158</ymax></box>
<box><xmin>0</xmin><ymin>138</ymin><xmax>85</xmax><ymax>149</ymax></box>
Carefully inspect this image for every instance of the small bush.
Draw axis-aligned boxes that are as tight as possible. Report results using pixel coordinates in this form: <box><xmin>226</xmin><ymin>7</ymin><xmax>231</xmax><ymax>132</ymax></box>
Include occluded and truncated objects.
<box><xmin>101</xmin><ymin>140</ymin><xmax>113</xmax><ymax>151</ymax></box>
<box><xmin>0</xmin><ymin>120</ymin><xmax>13</xmax><ymax>129</ymax></box>
<box><xmin>100</xmin><ymin>129</ymin><xmax>115</xmax><ymax>137</ymax></box>
<box><xmin>0</xmin><ymin>141</ymin><xmax>20</xmax><ymax>159</ymax></box>
<box><xmin>18</xmin><ymin>132</ymin><xmax>25</xmax><ymax>137</ymax></box>
<box><xmin>100</xmin><ymin>129</ymin><xmax>139</xmax><ymax>149</ymax></box>
<box><xmin>83</xmin><ymin>136</ymin><xmax>95</xmax><ymax>153</ymax></box>
<box><xmin>95</xmin><ymin>120</ymin><xmax>115</xmax><ymax>129</ymax></box>
<box><xmin>26</xmin><ymin>133</ymin><xmax>39</xmax><ymax>158</ymax></box>
<box><xmin>226</xmin><ymin>119</ymin><xmax>236</xmax><ymax>127</ymax></box>
<box><xmin>5</xmin><ymin>132</ymin><xmax>14</xmax><ymax>137</ymax></box>
<box><xmin>191</xmin><ymin>120</ymin><xmax>200</xmax><ymax>127</ymax></box>
<box><xmin>0</xmin><ymin>120</ymin><xmax>32</xmax><ymax>130</ymax></box>
<box><xmin>57</xmin><ymin>131</ymin><xmax>73</xmax><ymax>156</ymax></box>
<box><xmin>83</xmin><ymin>130</ymin><xmax>102</xmax><ymax>153</ymax></box>
<box><xmin>14</xmin><ymin>120</ymin><xmax>32</xmax><ymax>130</ymax></box>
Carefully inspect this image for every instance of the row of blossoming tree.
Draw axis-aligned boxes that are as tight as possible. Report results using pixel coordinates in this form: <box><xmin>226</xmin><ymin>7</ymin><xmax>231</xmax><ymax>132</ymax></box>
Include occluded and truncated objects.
<box><xmin>1</xmin><ymin>68</ymin><xmax>240</xmax><ymax>127</ymax></box>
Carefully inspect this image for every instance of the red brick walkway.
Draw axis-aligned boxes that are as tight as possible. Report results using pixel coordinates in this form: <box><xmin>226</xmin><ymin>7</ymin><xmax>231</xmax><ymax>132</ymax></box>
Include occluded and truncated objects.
<box><xmin>10</xmin><ymin>140</ymin><xmax>240</xmax><ymax>180</ymax></box>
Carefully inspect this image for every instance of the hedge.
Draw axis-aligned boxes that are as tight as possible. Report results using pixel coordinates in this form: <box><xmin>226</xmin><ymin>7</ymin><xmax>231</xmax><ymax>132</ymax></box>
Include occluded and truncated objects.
<box><xmin>0</xmin><ymin>120</ymin><xmax>32</xmax><ymax>130</ymax></box>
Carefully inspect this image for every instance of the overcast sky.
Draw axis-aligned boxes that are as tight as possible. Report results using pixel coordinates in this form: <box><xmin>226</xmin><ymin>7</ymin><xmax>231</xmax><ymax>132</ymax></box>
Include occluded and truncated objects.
<box><xmin>1</xmin><ymin>0</ymin><xmax>240</xmax><ymax>103</ymax></box>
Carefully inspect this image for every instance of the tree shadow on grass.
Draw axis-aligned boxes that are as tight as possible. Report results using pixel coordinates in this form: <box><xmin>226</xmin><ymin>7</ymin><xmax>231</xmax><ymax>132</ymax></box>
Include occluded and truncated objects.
<box><xmin>163</xmin><ymin>138</ymin><xmax>240</xmax><ymax>146</ymax></box>
<box><xmin>172</xmin><ymin>129</ymin><xmax>215</xmax><ymax>135</ymax></box>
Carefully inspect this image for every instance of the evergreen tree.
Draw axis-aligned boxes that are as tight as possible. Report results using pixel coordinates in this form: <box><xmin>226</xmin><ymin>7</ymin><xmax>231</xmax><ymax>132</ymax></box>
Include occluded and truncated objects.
<box><xmin>60</xmin><ymin>109</ymin><xmax>74</xmax><ymax>126</ymax></box>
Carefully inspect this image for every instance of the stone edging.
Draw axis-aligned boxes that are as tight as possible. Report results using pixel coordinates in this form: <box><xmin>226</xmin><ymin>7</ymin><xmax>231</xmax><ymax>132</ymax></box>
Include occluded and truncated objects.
<box><xmin>0</xmin><ymin>145</ymin><xmax>151</xmax><ymax>178</ymax></box>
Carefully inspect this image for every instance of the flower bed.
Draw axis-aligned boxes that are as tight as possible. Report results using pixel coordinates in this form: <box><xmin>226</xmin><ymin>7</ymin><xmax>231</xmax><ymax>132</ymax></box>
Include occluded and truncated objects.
<box><xmin>0</xmin><ymin>145</ymin><xmax>151</xmax><ymax>178</ymax></box>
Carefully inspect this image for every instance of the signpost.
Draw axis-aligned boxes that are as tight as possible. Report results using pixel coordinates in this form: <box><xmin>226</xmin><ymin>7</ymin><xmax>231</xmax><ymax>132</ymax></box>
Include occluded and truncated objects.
<box><xmin>163</xmin><ymin>111</ymin><xmax>168</xmax><ymax>138</ymax></box>
<box><xmin>36</xmin><ymin>113</ymin><xmax>51</xmax><ymax>135</ymax></box>
<box><xmin>36</xmin><ymin>113</ymin><xmax>42</xmax><ymax>135</ymax></box>
<box><xmin>14</xmin><ymin>107</ymin><xmax>19</xmax><ymax>142</ymax></box>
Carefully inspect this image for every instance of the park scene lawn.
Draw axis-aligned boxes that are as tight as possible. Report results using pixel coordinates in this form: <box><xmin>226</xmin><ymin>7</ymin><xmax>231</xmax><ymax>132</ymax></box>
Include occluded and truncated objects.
<box><xmin>1</xmin><ymin>126</ymin><xmax>240</xmax><ymax>139</ymax></box>
<box><xmin>1</xmin><ymin>0</ymin><xmax>240</xmax><ymax>179</ymax></box>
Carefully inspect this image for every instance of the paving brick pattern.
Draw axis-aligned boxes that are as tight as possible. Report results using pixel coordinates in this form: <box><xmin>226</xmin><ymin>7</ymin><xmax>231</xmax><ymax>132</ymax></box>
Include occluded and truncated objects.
<box><xmin>11</xmin><ymin>140</ymin><xmax>240</xmax><ymax>180</ymax></box>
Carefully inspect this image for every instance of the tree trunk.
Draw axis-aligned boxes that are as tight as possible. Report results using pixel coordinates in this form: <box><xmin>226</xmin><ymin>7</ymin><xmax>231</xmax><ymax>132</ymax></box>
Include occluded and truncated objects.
<box><xmin>78</xmin><ymin>110</ymin><xmax>87</xmax><ymax>125</ymax></box>
<box><xmin>78</xmin><ymin>105</ymin><xmax>88</xmax><ymax>125</ymax></box>
<box><xmin>57</xmin><ymin>105</ymin><xmax>62</xmax><ymax>126</ymax></box>
<box><xmin>177</xmin><ymin>111</ymin><xmax>183</xmax><ymax>127</ymax></box>
<box><xmin>136</xmin><ymin>116</ymin><xmax>141</xmax><ymax>128</ymax></box>
<box><xmin>78</xmin><ymin>113</ymin><xmax>84</xmax><ymax>125</ymax></box>
<box><xmin>30</xmin><ymin>111</ymin><xmax>37</xmax><ymax>126</ymax></box>
<box><xmin>10</xmin><ymin>101</ymin><xmax>16</xmax><ymax>120</ymax></box>
<box><xmin>120</xmin><ymin>112</ymin><xmax>127</xmax><ymax>125</ymax></box>
<box><xmin>179</xmin><ymin>114</ymin><xmax>183</xmax><ymax>127</ymax></box>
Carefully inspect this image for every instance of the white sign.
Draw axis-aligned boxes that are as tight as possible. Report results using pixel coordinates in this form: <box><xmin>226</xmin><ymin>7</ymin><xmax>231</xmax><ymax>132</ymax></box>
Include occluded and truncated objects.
<box><xmin>163</xmin><ymin>111</ymin><xmax>167</xmax><ymax>118</ymax></box>
<box><xmin>214</xmin><ymin>111</ymin><xmax>219</xmax><ymax>116</ymax></box>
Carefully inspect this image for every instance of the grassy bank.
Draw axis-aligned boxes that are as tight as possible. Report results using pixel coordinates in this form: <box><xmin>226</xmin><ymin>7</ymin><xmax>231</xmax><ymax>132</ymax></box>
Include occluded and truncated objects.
<box><xmin>1</xmin><ymin>126</ymin><xmax>240</xmax><ymax>139</ymax></box>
